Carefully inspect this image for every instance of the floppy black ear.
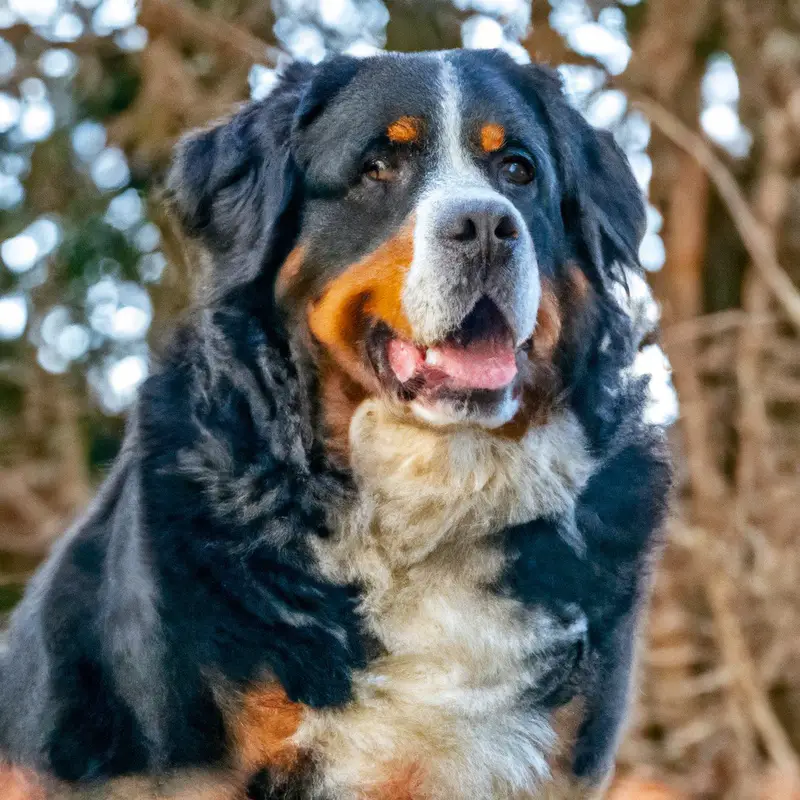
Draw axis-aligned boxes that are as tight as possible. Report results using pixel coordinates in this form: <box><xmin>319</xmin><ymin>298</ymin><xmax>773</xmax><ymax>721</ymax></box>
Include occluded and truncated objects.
<box><xmin>166</xmin><ymin>62</ymin><xmax>315</xmax><ymax>298</ymax></box>
<box><xmin>571</xmin><ymin>124</ymin><xmax>646</xmax><ymax>274</ymax></box>
<box><xmin>523</xmin><ymin>65</ymin><xmax>646</xmax><ymax>280</ymax></box>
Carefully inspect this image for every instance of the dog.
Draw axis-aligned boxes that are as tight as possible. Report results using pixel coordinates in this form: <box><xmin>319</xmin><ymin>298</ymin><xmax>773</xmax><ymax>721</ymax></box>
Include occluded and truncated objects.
<box><xmin>0</xmin><ymin>50</ymin><xmax>673</xmax><ymax>799</ymax></box>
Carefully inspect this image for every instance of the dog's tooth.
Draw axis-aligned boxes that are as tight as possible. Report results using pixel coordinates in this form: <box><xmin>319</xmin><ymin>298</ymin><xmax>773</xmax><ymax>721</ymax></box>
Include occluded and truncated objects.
<box><xmin>425</xmin><ymin>348</ymin><xmax>442</xmax><ymax>366</ymax></box>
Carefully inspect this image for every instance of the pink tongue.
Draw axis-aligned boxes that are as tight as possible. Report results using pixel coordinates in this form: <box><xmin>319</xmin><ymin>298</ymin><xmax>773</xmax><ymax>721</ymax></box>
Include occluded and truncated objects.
<box><xmin>426</xmin><ymin>340</ymin><xmax>517</xmax><ymax>390</ymax></box>
<box><xmin>388</xmin><ymin>337</ymin><xmax>517</xmax><ymax>391</ymax></box>
<box><xmin>387</xmin><ymin>338</ymin><xmax>424</xmax><ymax>383</ymax></box>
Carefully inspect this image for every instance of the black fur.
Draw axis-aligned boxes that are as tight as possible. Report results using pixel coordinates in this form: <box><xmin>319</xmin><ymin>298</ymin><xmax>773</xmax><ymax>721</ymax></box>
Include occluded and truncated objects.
<box><xmin>504</xmin><ymin>432</ymin><xmax>671</xmax><ymax>780</ymax></box>
<box><xmin>0</xmin><ymin>50</ymin><xmax>671</xmax><ymax>796</ymax></box>
<box><xmin>0</xmin><ymin>307</ymin><xmax>369</xmax><ymax>780</ymax></box>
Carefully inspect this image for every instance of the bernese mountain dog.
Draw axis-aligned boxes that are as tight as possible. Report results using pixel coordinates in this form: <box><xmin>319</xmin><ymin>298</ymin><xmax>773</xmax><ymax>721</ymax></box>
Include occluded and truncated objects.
<box><xmin>0</xmin><ymin>50</ymin><xmax>674</xmax><ymax>799</ymax></box>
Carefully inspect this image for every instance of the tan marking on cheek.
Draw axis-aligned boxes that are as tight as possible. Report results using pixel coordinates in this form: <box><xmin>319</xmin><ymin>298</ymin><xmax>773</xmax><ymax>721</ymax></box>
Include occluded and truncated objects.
<box><xmin>307</xmin><ymin>220</ymin><xmax>416</xmax><ymax>386</ymax></box>
<box><xmin>275</xmin><ymin>244</ymin><xmax>306</xmax><ymax>304</ymax></box>
<box><xmin>479</xmin><ymin>122</ymin><xmax>505</xmax><ymax>153</ymax></box>
<box><xmin>227</xmin><ymin>684</ymin><xmax>304</xmax><ymax>774</ymax></box>
<box><xmin>568</xmin><ymin>264</ymin><xmax>591</xmax><ymax>302</ymax></box>
<box><xmin>532</xmin><ymin>287</ymin><xmax>562</xmax><ymax>360</ymax></box>
<box><xmin>560</xmin><ymin>263</ymin><xmax>596</xmax><ymax>352</ymax></box>
<box><xmin>496</xmin><ymin>285</ymin><xmax>563</xmax><ymax>440</ymax></box>
<box><xmin>387</xmin><ymin>116</ymin><xmax>422</xmax><ymax>144</ymax></box>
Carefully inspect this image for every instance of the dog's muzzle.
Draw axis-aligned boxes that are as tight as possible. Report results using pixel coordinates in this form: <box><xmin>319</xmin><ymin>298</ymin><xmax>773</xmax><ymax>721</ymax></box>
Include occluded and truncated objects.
<box><xmin>403</xmin><ymin>187</ymin><xmax>540</xmax><ymax>346</ymax></box>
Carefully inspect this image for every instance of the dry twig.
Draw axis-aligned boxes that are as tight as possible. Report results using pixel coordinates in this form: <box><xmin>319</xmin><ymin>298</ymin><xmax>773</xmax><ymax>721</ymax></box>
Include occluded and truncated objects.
<box><xmin>735</xmin><ymin>106</ymin><xmax>791</xmax><ymax>512</ymax></box>
<box><xmin>663</xmin><ymin>310</ymin><xmax>777</xmax><ymax>346</ymax></box>
<box><xmin>635</xmin><ymin>98</ymin><xmax>800</xmax><ymax>332</ymax></box>
<box><xmin>138</xmin><ymin>0</ymin><xmax>280</xmax><ymax>67</ymax></box>
<box><xmin>705</xmin><ymin>566</ymin><xmax>800</xmax><ymax>783</ymax></box>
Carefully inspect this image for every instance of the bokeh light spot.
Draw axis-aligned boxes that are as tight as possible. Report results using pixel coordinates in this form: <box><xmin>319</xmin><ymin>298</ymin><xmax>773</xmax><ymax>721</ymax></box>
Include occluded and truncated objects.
<box><xmin>0</xmin><ymin>293</ymin><xmax>27</xmax><ymax>340</ymax></box>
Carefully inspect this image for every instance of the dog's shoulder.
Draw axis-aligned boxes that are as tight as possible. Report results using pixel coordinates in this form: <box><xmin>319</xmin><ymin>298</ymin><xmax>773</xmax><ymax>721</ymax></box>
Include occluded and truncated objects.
<box><xmin>1</xmin><ymin>312</ymin><xmax>365</xmax><ymax>782</ymax></box>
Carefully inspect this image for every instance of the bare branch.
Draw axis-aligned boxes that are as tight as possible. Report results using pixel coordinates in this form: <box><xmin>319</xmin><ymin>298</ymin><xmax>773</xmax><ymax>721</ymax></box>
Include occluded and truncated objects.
<box><xmin>663</xmin><ymin>310</ymin><xmax>778</xmax><ymax>346</ymax></box>
<box><xmin>138</xmin><ymin>0</ymin><xmax>280</xmax><ymax>67</ymax></box>
<box><xmin>636</xmin><ymin>98</ymin><xmax>800</xmax><ymax>332</ymax></box>
<box><xmin>706</xmin><ymin>566</ymin><xmax>800</xmax><ymax>782</ymax></box>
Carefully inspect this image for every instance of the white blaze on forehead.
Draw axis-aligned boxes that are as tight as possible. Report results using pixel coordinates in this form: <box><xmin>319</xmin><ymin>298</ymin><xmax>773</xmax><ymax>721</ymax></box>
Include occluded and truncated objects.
<box><xmin>435</xmin><ymin>55</ymin><xmax>487</xmax><ymax>187</ymax></box>
<box><xmin>403</xmin><ymin>55</ymin><xmax>539</xmax><ymax>348</ymax></box>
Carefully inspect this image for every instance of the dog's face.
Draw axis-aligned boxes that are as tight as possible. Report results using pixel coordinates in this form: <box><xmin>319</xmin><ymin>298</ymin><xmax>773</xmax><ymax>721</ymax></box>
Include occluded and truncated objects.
<box><xmin>169</xmin><ymin>50</ymin><xmax>645</xmax><ymax>436</ymax></box>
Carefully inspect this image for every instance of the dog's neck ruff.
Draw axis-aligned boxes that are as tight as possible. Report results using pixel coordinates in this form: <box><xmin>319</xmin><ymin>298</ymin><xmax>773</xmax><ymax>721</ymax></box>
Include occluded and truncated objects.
<box><xmin>298</xmin><ymin>399</ymin><xmax>593</xmax><ymax>799</ymax></box>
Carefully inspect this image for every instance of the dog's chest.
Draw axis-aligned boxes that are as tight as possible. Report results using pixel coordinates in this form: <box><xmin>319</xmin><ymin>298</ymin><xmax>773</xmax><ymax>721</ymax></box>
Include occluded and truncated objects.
<box><xmin>299</xmin><ymin>400</ymin><xmax>592</xmax><ymax>799</ymax></box>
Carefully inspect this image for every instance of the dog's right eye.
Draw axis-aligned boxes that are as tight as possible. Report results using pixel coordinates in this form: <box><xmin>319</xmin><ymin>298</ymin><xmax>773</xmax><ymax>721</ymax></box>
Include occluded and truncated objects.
<box><xmin>499</xmin><ymin>155</ymin><xmax>535</xmax><ymax>186</ymax></box>
<box><xmin>363</xmin><ymin>158</ymin><xmax>396</xmax><ymax>182</ymax></box>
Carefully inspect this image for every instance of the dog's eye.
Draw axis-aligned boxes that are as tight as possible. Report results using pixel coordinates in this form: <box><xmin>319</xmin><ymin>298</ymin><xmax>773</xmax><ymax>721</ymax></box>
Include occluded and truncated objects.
<box><xmin>500</xmin><ymin>156</ymin><xmax>535</xmax><ymax>186</ymax></box>
<box><xmin>363</xmin><ymin>158</ymin><xmax>396</xmax><ymax>182</ymax></box>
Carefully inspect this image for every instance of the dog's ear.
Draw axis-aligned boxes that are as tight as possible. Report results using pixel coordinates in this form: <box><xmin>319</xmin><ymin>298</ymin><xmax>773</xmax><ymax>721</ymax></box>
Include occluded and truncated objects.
<box><xmin>523</xmin><ymin>66</ymin><xmax>646</xmax><ymax>282</ymax></box>
<box><xmin>569</xmin><ymin>123</ymin><xmax>646</xmax><ymax>277</ymax></box>
<box><xmin>166</xmin><ymin>62</ymin><xmax>316</xmax><ymax>299</ymax></box>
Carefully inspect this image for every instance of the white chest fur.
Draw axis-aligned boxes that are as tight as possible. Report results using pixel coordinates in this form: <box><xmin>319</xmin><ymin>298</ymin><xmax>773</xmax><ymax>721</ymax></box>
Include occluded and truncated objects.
<box><xmin>298</xmin><ymin>400</ymin><xmax>593</xmax><ymax>799</ymax></box>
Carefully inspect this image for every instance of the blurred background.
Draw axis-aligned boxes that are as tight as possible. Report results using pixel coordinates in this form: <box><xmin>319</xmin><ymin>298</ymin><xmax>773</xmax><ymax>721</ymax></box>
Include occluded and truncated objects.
<box><xmin>0</xmin><ymin>0</ymin><xmax>799</xmax><ymax>797</ymax></box>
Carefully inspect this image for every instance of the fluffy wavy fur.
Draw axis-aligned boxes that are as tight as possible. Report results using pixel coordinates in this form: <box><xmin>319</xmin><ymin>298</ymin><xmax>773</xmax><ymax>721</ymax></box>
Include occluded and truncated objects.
<box><xmin>0</xmin><ymin>50</ymin><xmax>673</xmax><ymax>800</ymax></box>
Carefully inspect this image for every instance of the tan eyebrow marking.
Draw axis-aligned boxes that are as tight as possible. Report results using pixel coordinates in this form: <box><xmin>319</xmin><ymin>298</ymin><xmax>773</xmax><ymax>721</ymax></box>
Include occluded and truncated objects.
<box><xmin>387</xmin><ymin>116</ymin><xmax>422</xmax><ymax>144</ymax></box>
<box><xmin>479</xmin><ymin>122</ymin><xmax>505</xmax><ymax>153</ymax></box>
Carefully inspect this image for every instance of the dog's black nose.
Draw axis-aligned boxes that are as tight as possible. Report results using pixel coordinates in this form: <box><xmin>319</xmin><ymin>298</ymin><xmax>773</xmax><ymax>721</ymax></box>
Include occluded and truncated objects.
<box><xmin>440</xmin><ymin>197</ymin><xmax>520</xmax><ymax>263</ymax></box>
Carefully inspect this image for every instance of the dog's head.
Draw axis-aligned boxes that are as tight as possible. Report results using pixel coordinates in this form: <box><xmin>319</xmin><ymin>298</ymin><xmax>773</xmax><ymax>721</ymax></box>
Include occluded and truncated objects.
<box><xmin>168</xmin><ymin>50</ymin><xmax>646</xmax><ymax>441</ymax></box>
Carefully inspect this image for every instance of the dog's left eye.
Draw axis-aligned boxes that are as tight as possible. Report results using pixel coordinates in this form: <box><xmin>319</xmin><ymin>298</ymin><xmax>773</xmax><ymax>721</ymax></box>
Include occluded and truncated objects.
<box><xmin>363</xmin><ymin>159</ymin><xmax>396</xmax><ymax>182</ymax></box>
<box><xmin>499</xmin><ymin>155</ymin><xmax>535</xmax><ymax>186</ymax></box>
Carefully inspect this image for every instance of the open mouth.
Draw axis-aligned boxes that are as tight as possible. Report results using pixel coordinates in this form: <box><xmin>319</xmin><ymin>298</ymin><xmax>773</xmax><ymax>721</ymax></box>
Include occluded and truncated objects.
<box><xmin>367</xmin><ymin>297</ymin><xmax>524</xmax><ymax>409</ymax></box>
